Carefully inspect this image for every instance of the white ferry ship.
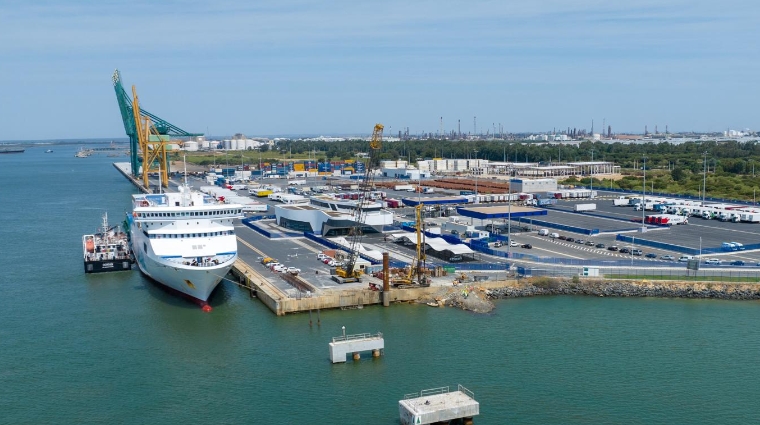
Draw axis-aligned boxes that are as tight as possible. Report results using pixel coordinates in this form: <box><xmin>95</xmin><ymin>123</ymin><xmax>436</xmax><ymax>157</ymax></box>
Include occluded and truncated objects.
<box><xmin>126</xmin><ymin>185</ymin><xmax>243</xmax><ymax>310</ymax></box>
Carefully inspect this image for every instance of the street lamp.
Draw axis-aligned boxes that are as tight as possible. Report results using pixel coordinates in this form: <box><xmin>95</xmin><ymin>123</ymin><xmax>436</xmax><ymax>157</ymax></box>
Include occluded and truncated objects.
<box><xmin>702</xmin><ymin>151</ymin><xmax>708</xmax><ymax>204</ymax></box>
<box><xmin>641</xmin><ymin>156</ymin><xmax>646</xmax><ymax>231</ymax></box>
<box><xmin>590</xmin><ymin>149</ymin><xmax>595</xmax><ymax>198</ymax></box>
<box><xmin>473</xmin><ymin>149</ymin><xmax>479</xmax><ymax>203</ymax></box>
<box><xmin>631</xmin><ymin>236</ymin><xmax>635</xmax><ymax>267</ymax></box>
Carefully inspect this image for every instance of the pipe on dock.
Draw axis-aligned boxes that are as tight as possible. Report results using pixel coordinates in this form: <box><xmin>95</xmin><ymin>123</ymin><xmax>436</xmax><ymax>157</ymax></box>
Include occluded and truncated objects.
<box><xmin>382</xmin><ymin>252</ymin><xmax>390</xmax><ymax>307</ymax></box>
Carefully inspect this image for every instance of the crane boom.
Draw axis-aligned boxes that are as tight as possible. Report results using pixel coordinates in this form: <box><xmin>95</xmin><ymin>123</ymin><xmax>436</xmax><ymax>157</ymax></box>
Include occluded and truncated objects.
<box><xmin>336</xmin><ymin>124</ymin><xmax>384</xmax><ymax>280</ymax></box>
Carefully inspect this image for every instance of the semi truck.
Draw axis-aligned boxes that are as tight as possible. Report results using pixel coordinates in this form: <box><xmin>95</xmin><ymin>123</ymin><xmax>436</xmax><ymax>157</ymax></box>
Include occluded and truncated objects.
<box><xmin>573</xmin><ymin>203</ymin><xmax>597</xmax><ymax>212</ymax></box>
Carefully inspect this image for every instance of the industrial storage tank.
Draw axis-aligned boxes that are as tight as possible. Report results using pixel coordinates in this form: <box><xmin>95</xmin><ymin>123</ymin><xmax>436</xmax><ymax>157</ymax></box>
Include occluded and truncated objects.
<box><xmin>199</xmin><ymin>140</ymin><xmax>210</xmax><ymax>149</ymax></box>
<box><xmin>245</xmin><ymin>139</ymin><xmax>255</xmax><ymax>150</ymax></box>
<box><xmin>184</xmin><ymin>141</ymin><xmax>199</xmax><ymax>151</ymax></box>
<box><xmin>222</xmin><ymin>139</ymin><xmax>232</xmax><ymax>150</ymax></box>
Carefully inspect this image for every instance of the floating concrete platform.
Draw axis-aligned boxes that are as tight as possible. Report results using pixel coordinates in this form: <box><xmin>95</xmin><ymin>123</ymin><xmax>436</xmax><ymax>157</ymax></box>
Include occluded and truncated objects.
<box><xmin>399</xmin><ymin>385</ymin><xmax>479</xmax><ymax>425</ymax></box>
<box><xmin>329</xmin><ymin>331</ymin><xmax>384</xmax><ymax>363</ymax></box>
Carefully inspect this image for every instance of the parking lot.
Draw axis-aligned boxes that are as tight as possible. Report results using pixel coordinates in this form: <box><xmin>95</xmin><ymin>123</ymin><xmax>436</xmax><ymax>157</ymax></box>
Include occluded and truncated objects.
<box><xmin>205</xmin><ymin>176</ymin><xmax>760</xmax><ymax>271</ymax></box>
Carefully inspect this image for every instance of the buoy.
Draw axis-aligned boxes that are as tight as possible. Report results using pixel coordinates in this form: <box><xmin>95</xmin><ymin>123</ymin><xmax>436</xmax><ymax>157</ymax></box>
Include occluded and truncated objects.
<box><xmin>202</xmin><ymin>304</ymin><xmax>212</xmax><ymax>313</ymax></box>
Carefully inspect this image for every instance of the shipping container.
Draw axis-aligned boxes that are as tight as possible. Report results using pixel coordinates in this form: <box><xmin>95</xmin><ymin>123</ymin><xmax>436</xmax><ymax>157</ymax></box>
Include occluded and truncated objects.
<box><xmin>573</xmin><ymin>203</ymin><xmax>597</xmax><ymax>212</ymax></box>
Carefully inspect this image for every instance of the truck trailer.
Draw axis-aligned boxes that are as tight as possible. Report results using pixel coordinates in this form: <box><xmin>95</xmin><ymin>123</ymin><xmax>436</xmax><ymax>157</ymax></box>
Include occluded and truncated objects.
<box><xmin>574</xmin><ymin>203</ymin><xmax>597</xmax><ymax>212</ymax></box>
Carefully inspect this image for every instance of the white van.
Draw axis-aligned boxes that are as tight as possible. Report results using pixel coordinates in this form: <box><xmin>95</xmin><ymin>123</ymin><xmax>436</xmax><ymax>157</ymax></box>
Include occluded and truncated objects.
<box><xmin>678</xmin><ymin>255</ymin><xmax>694</xmax><ymax>262</ymax></box>
<box><xmin>549</xmin><ymin>232</ymin><xmax>559</xmax><ymax>239</ymax></box>
<box><xmin>538</xmin><ymin>229</ymin><xmax>549</xmax><ymax>236</ymax></box>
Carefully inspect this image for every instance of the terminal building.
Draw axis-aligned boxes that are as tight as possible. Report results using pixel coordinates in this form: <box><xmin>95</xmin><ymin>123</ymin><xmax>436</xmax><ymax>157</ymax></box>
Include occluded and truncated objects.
<box><xmin>274</xmin><ymin>195</ymin><xmax>394</xmax><ymax>236</ymax></box>
<box><xmin>384</xmin><ymin>159</ymin><xmax>619</xmax><ymax>178</ymax></box>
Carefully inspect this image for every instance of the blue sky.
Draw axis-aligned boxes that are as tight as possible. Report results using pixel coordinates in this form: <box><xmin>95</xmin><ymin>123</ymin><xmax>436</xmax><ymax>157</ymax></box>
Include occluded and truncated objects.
<box><xmin>1</xmin><ymin>0</ymin><xmax>758</xmax><ymax>140</ymax></box>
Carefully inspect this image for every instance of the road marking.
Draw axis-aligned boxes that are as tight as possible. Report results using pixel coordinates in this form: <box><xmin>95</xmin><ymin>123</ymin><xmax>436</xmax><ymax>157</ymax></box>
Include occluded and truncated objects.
<box><xmin>531</xmin><ymin>246</ymin><xmax>584</xmax><ymax>259</ymax></box>
<box><xmin>237</xmin><ymin>237</ymin><xmax>268</xmax><ymax>257</ymax></box>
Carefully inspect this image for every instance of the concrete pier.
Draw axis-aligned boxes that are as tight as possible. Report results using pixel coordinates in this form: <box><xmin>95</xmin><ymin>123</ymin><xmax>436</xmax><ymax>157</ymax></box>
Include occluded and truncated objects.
<box><xmin>399</xmin><ymin>385</ymin><xmax>479</xmax><ymax>425</ymax></box>
<box><xmin>113</xmin><ymin>162</ymin><xmax>150</xmax><ymax>193</ymax></box>
<box><xmin>328</xmin><ymin>331</ymin><xmax>384</xmax><ymax>363</ymax></box>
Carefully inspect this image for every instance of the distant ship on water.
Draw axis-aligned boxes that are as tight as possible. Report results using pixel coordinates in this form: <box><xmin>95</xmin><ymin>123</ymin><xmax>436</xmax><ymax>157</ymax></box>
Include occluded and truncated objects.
<box><xmin>0</xmin><ymin>148</ymin><xmax>25</xmax><ymax>154</ymax></box>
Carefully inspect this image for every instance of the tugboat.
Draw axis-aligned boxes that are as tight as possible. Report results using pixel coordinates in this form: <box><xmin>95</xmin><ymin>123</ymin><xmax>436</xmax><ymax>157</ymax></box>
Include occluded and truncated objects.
<box><xmin>82</xmin><ymin>213</ymin><xmax>133</xmax><ymax>273</ymax></box>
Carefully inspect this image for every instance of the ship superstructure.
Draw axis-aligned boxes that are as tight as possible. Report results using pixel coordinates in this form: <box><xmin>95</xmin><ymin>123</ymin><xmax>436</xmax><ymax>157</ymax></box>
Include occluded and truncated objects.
<box><xmin>126</xmin><ymin>184</ymin><xmax>243</xmax><ymax>308</ymax></box>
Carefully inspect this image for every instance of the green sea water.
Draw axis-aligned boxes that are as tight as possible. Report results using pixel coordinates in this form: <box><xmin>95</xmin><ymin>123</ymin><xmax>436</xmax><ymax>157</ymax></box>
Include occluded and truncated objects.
<box><xmin>2</xmin><ymin>145</ymin><xmax>760</xmax><ymax>424</ymax></box>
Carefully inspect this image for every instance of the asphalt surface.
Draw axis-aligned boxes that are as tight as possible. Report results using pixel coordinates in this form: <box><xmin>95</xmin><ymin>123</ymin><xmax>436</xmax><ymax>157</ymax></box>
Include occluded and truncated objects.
<box><xmin>168</xmin><ymin>175</ymin><xmax>760</xmax><ymax>269</ymax></box>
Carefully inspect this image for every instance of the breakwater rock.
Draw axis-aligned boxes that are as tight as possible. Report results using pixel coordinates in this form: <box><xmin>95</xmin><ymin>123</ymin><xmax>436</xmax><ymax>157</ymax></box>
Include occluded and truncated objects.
<box><xmin>485</xmin><ymin>278</ymin><xmax>760</xmax><ymax>301</ymax></box>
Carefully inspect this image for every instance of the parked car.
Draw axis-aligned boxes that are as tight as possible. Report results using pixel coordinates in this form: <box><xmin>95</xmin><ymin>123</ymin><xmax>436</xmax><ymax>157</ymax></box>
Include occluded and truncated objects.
<box><xmin>271</xmin><ymin>264</ymin><xmax>286</xmax><ymax>273</ymax></box>
<box><xmin>520</xmin><ymin>244</ymin><xmax>533</xmax><ymax>249</ymax></box>
<box><xmin>596</xmin><ymin>243</ymin><xmax>606</xmax><ymax>249</ymax></box>
<box><xmin>704</xmin><ymin>258</ymin><xmax>721</xmax><ymax>265</ymax></box>
<box><xmin>449</xmin><ymin>255</ymin><xmax>463</xmax><ymax>262</ymax></box>
<box><xmin>575</xmin><ymin>239</ymin><xmax>585</xmax><ymax>244</ymax></box>
<box><xmin>730</xmin><ymin>260</ymin><xmax>746</xmax><ymax>266</ymax></box>
<box><xmin>645</xmin><ymin>253</ymin><xmax>657</xmax><ymax>258</ymax></box>
<box><xmin>493</xmin><ymin>241</ymin><xmax>503</xmax><ymax>248</ymax></box>
<box><xmin>660</xmin><ymin>255</ymin><xmax>675</xmax><ymax>261</ymax></box>
<box><xmin>608</xmin><ymin>245</ymin><xmax>619</xmax><ymax>251</ymax></box>
<box><xmin>558</xmin><ymin>235</ymin><xmax>567</xmax><ymax>240</ymax></box>
<box><xmin>585</xmin><ymin>241</ymin><xmax>595</xmax><ymax>246</ymax></box>
<box><xmin>316</xmin><ymin>253</ymin><xmax>328</xmax><ymax>260</ymax></box>
<box><xmin>509</xmin><ymin>240</ymin><xmax>519</xmax><ymax>247</ymax></box>
<box><xmin>619</xmin><ymin>247</ymin><xmax>631</xmax><ymax>254</ymax></box>
<box><xmin>286</xmin><ymin>267</ymin><xmax>301</xmax><ymax>275</ymax></box>
<box><xmin>632</xmin><ymin>249</ymin><xmax>643</xmax><ymax>256</ymax></box>
<box><xmin>678</xmin><ymin>256</ymin><xmax>693</xmax><ymax>262</ymax></box>
<box><xmin>566</xmin><ymin>237</ymin><xmax>575</xmax><ymax>243</ymax></box>
<box><xmin>322</xmin><ymin>258</ymin><xmax>333</xmax><ymax>264</ymax></box>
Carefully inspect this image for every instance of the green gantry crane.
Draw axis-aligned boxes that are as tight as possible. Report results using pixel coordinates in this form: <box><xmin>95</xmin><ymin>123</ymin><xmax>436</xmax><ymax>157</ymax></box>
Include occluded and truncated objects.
<box><xmin>112</xmin><ymin>69</ymin><xmax>202</xmax><ymax>177</ymax></box>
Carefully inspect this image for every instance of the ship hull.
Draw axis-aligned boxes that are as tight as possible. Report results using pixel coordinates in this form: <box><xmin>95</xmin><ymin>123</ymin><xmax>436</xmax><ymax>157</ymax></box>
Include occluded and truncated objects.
<box><xmin>133</xmin><ymin>247</ymin><xmax>234</xmax><ymax>303</ymax></box>
<box><xmin>84</xmin><ymin>259</ymin><xmax>132</xmax><ymax>274</ymax></box>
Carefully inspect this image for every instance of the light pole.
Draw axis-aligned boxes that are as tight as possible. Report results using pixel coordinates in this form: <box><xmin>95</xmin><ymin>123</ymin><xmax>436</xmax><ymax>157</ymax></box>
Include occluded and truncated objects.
<box><xmin>473</xmin><ymin>149</ymin><xmax>479</xmax><ymax>202</ymax></box>
<box><xmin>507</xmin><ymin>181</ymin><xmax>512</xmax><ymax>258</ymax></box>
<box><xmin>641</xmin><ymin>156</ymin><xmax>646</xmax><ymax>231</ymax></box>
<box><xmin>702</xmin><ymin>151</ymin><xmax>708</xmax><ymax>204</ymax></box>
<box><xmin>699</xmin><ymin>236</ymin><xmax>702</xmax><ymax>262</ymax></box>
<box><xmin>631</xmin><ymin>236</ymin><xmax>635</xmax><ymax>267</ymax></box>
<box><xmin>590</xmin><ymin>149</ymin><xmax>595</xmax><ymax>198</ymax></box>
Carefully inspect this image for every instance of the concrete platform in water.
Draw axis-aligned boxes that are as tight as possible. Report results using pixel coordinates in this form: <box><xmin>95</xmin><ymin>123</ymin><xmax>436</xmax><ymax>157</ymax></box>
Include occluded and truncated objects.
<box><xmin>399</xmin><ymin>384</ymin><xmax>479</xmax><ymax>425</ymax></box>
<box><xmin>328</xmin><ymin>331</ymin><xmax>384</xmax><ymax>363</ymax></box>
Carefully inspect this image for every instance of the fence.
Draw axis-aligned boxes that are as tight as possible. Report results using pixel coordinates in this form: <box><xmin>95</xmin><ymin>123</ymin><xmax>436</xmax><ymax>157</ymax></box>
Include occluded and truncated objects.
<box><xmin>515</xmin><ymin>264</ymin><xmax>760</xmax><ymax>282</ymax></box>
<box><xmin>579</xmin><ymin>186</ymin><xmax>759</xmax><ymax>207</ymax></box>
<box><xmin>612</xmin><ymin>234</ymin><xmax>760</xmax><ymax>256</ymax></box>
<box><xmin>516</xmin><ymin>217</ymin><xmax>599</xmax><ymax>236</ymax></box>
<box><xmin>241</xmin><ymin>217</ymin><xmax>272</xmax><ymax>238</ymax></box>
<box><xmin>243</xmin><ymin>214</ymin><xmax>276</xmax><ymax>221</ymax></box>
